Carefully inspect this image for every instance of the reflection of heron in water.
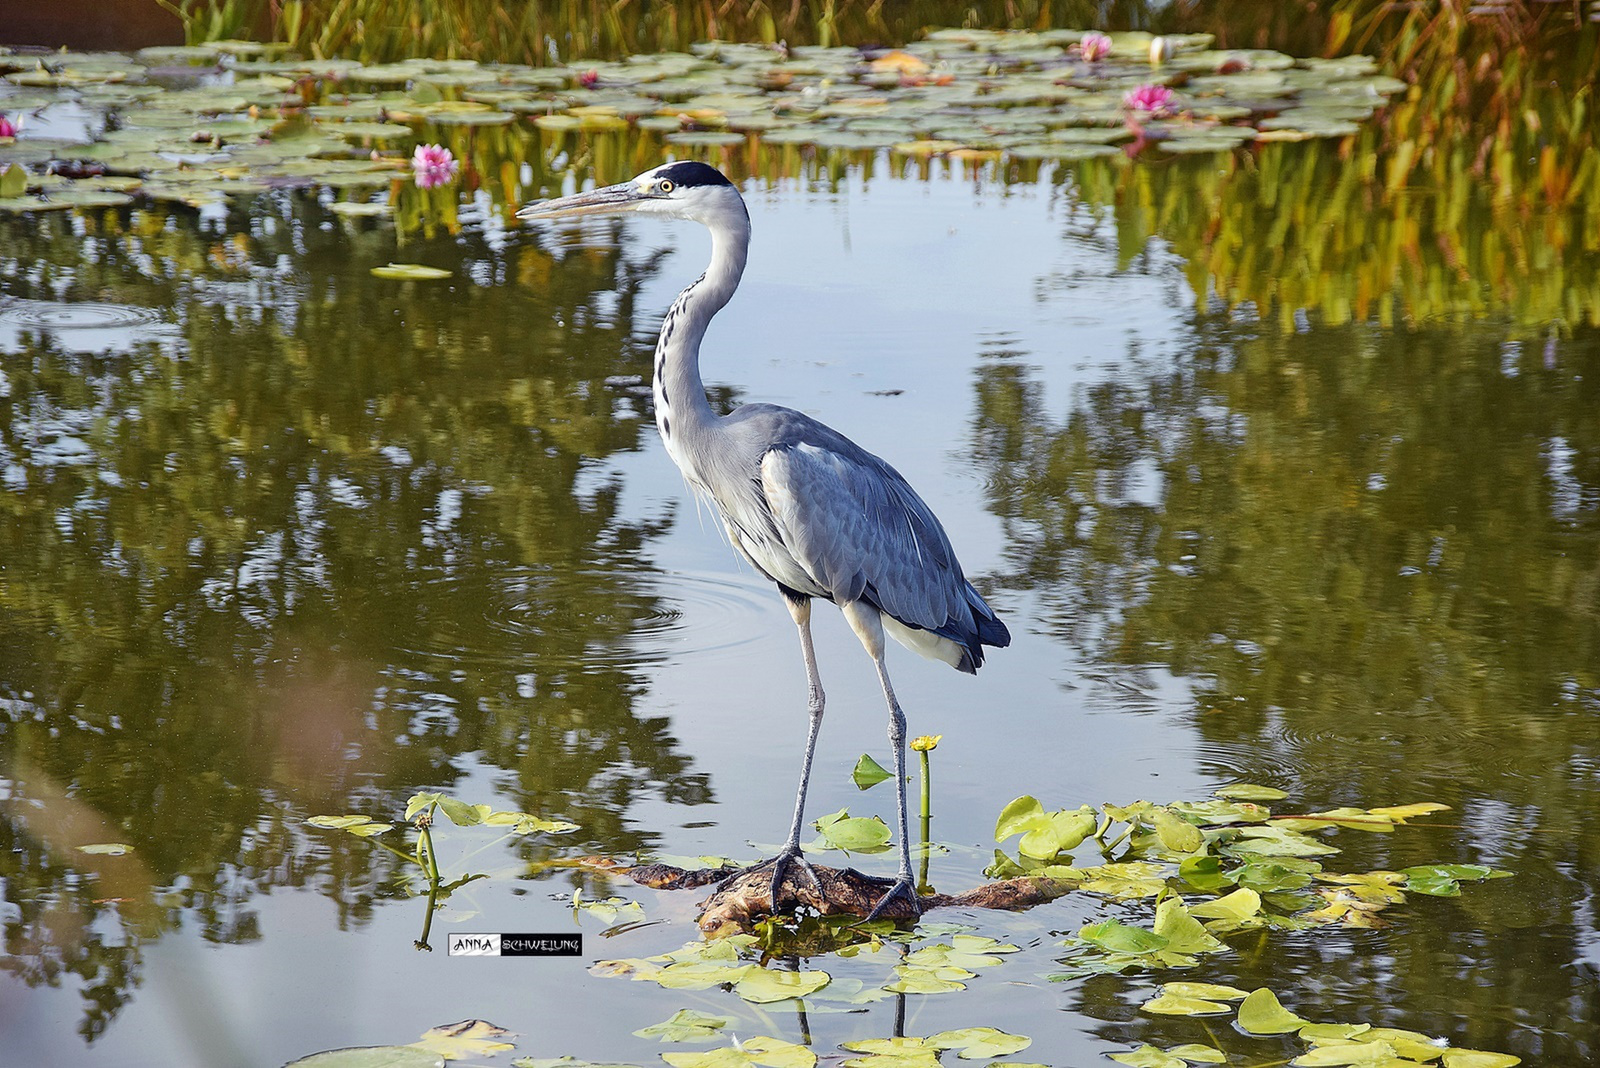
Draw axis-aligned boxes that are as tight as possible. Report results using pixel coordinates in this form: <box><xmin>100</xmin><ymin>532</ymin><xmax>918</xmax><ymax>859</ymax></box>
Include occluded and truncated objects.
<box><xmin>519</xmin><ymin>161</ymin><xmax>1009</xmax><ymax>918</ymax></box>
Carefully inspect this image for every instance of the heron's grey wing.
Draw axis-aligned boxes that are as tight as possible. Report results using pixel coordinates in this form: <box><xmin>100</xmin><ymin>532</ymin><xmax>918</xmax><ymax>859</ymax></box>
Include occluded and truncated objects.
<box><xmin>758</xmin><ymin>441</ymin><xmax>965</xmax><ymax>631</ymax></box>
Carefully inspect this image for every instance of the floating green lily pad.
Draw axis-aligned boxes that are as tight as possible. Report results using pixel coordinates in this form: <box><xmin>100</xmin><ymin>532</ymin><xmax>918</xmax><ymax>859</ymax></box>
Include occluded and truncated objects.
<box><xmin>663</xmin><ymin>130</ymin><xmax>745</xmax><ymax>147</ymax></box>
<box><xmin>1008</xmin><ymin>141</ymin><xmax>1122</xmax><ymax>161</ymax></box>
<box><xmin>329</xmin><ymin>200</ymin><xmax>394</xmax><ymax>217</ymax></box>
<box><xmin>286</xmin><ymin>1047</ymin><xmax>444</xmax><ymax>1068</ymax></box>
<box><xmin>371</xmin><ymin>263</ymin><xmax>452</xmax><ymax>280</ymax></box>
<box><xmin>0</xmin><ymin>24</ymin><xmax>1402</xmax><ymax>233</ymax></box>
<box><xmin>318</xmin><ymin>121</ymin><xmax>415</xmax><ymax>140</ymax></box>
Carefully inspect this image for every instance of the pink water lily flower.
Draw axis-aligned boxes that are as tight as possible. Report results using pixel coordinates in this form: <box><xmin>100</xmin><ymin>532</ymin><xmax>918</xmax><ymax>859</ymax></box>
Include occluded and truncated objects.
<box><xmin>0</xmin><ymin>114</ymin><xmax>16</xmax><ymax>139</ymax></box>
<box><xmin>1078</xmin><ymin>31</ymin><xmax>1112</xmax><ymax>62</ymax></box>
<box><xmin>411</xmin><ymin>143</ymin><xmax>458</xmax><ymax>188</ymax></box>
<box><xmin>1123</xmin><ymin>83</ymin><xmax>1174</xmax><ymax>115</ymax></box>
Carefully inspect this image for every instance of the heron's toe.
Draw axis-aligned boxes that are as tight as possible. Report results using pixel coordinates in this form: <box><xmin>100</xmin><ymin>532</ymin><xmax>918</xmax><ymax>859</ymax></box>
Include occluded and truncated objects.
<box><xmin>863</xmin><ymin>875</ymin><xmax>921</xmax><ymax>922</ymax></box>
<box><xmin>767</xmin><ymin>848</ymin><xmax>821</xmax><ymax>907</ymax></box>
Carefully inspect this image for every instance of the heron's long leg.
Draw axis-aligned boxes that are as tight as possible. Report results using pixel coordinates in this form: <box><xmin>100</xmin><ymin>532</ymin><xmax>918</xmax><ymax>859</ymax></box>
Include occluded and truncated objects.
<box><xmin>781</xmin><ymin>595</ymin><xmax>826</xmax><ymax>853</ymax></box>
<box><xmin>841</xmin><ymin>602</ymin><xmax>922</xmax><ymax>920</ymax></box>
<box><xmin>747</xmin><ymin>594</ymin><xmax>824</xmax><ymax>908</ymax></box>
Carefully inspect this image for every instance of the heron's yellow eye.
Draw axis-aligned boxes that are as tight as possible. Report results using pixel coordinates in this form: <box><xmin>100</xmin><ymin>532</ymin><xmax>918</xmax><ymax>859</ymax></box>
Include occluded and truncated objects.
<box><xmin>659</xmin><ymin>178</ymin><xmax>675</xmax><ymax>194</ymax></box>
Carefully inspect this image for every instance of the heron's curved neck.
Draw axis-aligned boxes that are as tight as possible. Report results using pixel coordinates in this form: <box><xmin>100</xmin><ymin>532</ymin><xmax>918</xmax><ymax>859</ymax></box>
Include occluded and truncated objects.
<box><xmin>653</xmin><ymin>210</ymin><xmax>749</xmax><ymax>471</ymax></box>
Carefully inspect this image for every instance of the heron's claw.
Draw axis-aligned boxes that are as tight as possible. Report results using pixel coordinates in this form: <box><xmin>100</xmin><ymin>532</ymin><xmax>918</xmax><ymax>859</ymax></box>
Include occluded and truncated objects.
<box><xmin>713</xmin><ymin>848</ymin><xmax>821</xmax><ymax>914</ymax></box>
<box><xmin>863</xmin><ymin>874</ymin><xmax>921</xmax><ymax>922</ymax></box>
<box><xmin>766</xmin><ymin>847</ymin><xmax>821</xmax><ymax>908</ymax></box>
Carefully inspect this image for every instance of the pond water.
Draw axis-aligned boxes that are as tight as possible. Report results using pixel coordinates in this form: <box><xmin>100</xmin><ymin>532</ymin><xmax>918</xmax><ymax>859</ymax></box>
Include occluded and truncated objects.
<box><xmin>2</xmin><ymin>32</ymin><xmax>1599</xmax><ymax>1068</ymax></box>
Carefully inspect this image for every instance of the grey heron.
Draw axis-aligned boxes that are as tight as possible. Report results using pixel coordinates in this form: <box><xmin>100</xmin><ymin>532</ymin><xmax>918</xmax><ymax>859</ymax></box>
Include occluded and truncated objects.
<box><xmin>518</xmin><ymin>161</ymin><xmax>1009</xmax><ymax>919</ymax></box>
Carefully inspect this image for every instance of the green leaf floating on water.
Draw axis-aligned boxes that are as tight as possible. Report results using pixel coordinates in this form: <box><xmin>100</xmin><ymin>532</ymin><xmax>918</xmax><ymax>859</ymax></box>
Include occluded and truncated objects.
<box><xmin>811</xmin><ymin>808</ymin><xmax>892</xmax><ymax>853</ymax></box>
<box><xmin>926</xmin><ymin>1026</ymin><xmax>1031</xmax><ymax>1059</ymax></box>
<box><xmin>1186</xmin><ymin>887</ymin><xmax>1262</xmax><ymax>920</ymax></box>
<box><xmin>1440</xmin><ymin>1051</ymin><xmax>1522</xmax><ymax>1068</ymax></box>
<box><xmin>287</xmin><ymin>1046</ymin><xmax>445</xmax><ymax>1068</ymax></box>
<box><xmin>1289</xmin><ymin>1040</ymin><xmax>1409</xmax><ymax>1066</ymax></box>
<box><xmin>0</xmin><ymin>164</ymin><xmax>26</xmax><ymax>198</ymax></box>
<box><xmin>661</xmin><ymin>1037</ymin><xmax>815</xmax><ymax>1068</ymax></box>
<box><xmin>1237</xmin><ymin>987</ymin><xmax>1310</xmax><ymax>1034</ymax></box>
<box><xmin>1150</xmin><ymin>808</ymin><xmax>1205</xmax><ymax>853</ymax></box>
<box><xmin>1161</xmin><ymin>981</ymin><xmax>1250</xmax><ymax>1001</ymax></box>
<box><xmin>1140</xmin><ymin>993</ymin><xmax>1234</xmax><ymax>1016</ymax></box>
<box><xmin>1400</xmin><ymin>864</ymin><xmax>1513</xmax><ymax>897</ymax></box>
<box><xmin>994</xmin><ymin>795</ymin><xmax>1096</xmax><ymax>859</ymax></box>
<box><xmin>654</xmin><ymin>961</ymin><xmax>754</xmax><ymax>990</ymax></box>
<box><xmin>631</xmin><ymin>1008</ymin><xmax>729</xmax><ymax>1042</ymax></box>
<box><xmin>435</xmin><ymin>797</ymin><xmax>492</xmax><ymax>826</ymax></box>
<box><xmin>1300</xmin><ymin>1024</ymin><xmax>1373</xmax><ymax>1041</ymax></box>
<box><xmin>372</xmin><ymin>263</ymin><xmax>453</xmax><ymax>280</ymax></box>
<box><xmin>852</xmin><ymin>753</ymin><xmax>892</xmax><ymax>789</ymax></box>
<box><xmin>1226</xmin><ymin>824</ymin><xmax>1341</xmax><ymax>858</ymax></box>
<box><xmin>1176</xmin><ymin>855</ymin><xmax>1233</xmax><ymax>892</ymax></box>
<box><xmin>1153</xmin><ymin>897</ymin><xmax>1225</xmax><ymax>955</ymax></box>
<box><xmin>1110</xmin><ymin>1047</ymin><xmax>1187</xmax><ymax>1068</ymax></box>
<box><xmin>1214</xmin><ymin>784</ymin><xmax>1289</xmax><ymax>801</ymax></box>
<box><xmin>484</xmin><ymin>810</ymin><xmax>579</xmax><ymax>835</ymax></box>
<box><xmin>1080</xmin><ymin>917</ymin><xmax>1170</xmax><ymax>955</ymax></box>
<box><xmin>837</xmin><ymin>1036</ymin><xmax>942</xmax><ymax>1065</ymax></box>
<box><xmin>411</xmin><ymin>1020</ymin><xmax>517</xmax><ymax>1060</ymax></box>
<box><xmin>572</xmin><ymin>894</ymin><xmax>645</xmax><ymax>924</ymax></box>
<box><xmin>307</xmin><ymin>814</ymin><xmax>394</xmax><ymax>837</ymax></box>
<box><xmin>77</xmin><ymin>843</ymin><xmax>135</xmax><ymax>855</ymax></box>
<box><xmin>732</xmin><ymin>967</ymin><xmax>832</xmax><ymax>1004</ymax></box>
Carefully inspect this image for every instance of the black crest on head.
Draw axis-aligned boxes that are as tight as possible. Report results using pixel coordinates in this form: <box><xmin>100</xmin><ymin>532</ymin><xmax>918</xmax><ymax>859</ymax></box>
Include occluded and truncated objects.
<box><xmin>654</xmin><ymin>161</ymin><xmax>733</xmax><ymax>188</ymax></box>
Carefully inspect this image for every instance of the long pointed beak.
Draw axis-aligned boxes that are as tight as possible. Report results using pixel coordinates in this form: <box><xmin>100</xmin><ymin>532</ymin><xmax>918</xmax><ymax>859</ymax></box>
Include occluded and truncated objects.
<box><xmin>516</xmin><ymin>181</ymin><xmax>643</xmax><ymax>222</ymax></box>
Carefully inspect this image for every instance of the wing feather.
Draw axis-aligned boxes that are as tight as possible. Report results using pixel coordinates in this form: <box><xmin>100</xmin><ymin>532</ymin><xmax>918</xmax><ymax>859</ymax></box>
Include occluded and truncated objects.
<box><xmin>760</xmin><ymin>442</ymin><xmax>965</xmax><ymax>633</ymax></box>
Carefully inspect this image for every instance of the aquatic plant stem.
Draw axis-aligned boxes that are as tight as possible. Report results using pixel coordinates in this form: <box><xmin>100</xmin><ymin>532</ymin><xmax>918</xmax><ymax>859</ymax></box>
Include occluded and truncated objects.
<box><xmin>917</xmin><ymin>745</ymin><xmax>932</xmax><ymax>891</ymax></box>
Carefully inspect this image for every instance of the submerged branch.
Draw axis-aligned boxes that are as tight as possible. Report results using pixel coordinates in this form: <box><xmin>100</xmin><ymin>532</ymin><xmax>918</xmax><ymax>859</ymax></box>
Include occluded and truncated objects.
<box><xmin>583</xmin><ymin>857</ymin><xmax>1073</xmax><ymax>933</ymax></box>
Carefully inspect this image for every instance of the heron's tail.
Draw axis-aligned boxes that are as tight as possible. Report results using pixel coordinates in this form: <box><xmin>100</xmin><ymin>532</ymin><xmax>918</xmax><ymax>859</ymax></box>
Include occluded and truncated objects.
<box><xmin>943</xmin><ymin>584</ymin><xmax>1010</xmax><ymax>674</ymax></box>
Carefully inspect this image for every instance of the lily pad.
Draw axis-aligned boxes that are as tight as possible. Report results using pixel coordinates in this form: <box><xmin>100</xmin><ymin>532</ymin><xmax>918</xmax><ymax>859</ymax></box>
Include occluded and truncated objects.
<box><xmin>632</xmin><ymin>1008</ymin><xmax>730</xmax><ymax>1042</ymax></box>
<box><xmin>1110</xmin><ymin>1047</ymin><xmax>1187</xmax><ymax>1068</ymax></box>
<box><xmin>371</xmin><ymin>263</ymin><xmax>452</xmax><ymax>280</ymax></box>
<box><xmin>1237</xmin><ymin>987</ymin><xmax>1309</xmax><ymax>1034</ymax></box>
<box><xmin>1007</xmin><ymin>141</ymin><xmax>1121</xmax><ymax>161</ymax></box>
<box><xmin>927</xmin><ymin>1026</ymin><xmax>1031</xmax><ymax>1059</ymax></box>
<box><xmin>287</xmin><ymin>1047</ymin><xmax>444</xmax><ymax>1068</ymax></box>
<box><xmin>809</xmin><ymin>808</ymin><xmax>891</xmax><ymax>853</ymax></box>
<box><xmin>731</xmin><ymin>967</ymin><xmax>831</xmax><ymax>1004</ymax></box>
<box><xmin>663</xmin><ymin>131</ymin><xmax>746</xmax><ymax>147</ymax></box>
<box><xmin>1141</xmin><ymin>992</ymin><xmax>1234</xmax><ymax>1016</ymax></box>
<box><xmin>318</xmin><ymin>121</ymin><xmax>415</xmax><ymax>140</ymax></box>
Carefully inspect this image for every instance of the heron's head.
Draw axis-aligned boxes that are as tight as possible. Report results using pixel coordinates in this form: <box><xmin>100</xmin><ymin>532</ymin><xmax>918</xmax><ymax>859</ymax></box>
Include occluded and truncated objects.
<box><xmin>516</xmin><ymin>161</ymin><xmax>747</xmax><ymax>229</ymax></box>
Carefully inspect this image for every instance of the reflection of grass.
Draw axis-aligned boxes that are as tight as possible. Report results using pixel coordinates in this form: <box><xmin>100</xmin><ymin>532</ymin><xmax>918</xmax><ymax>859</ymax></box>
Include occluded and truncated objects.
<box><xmin>1049</xmin><ymin>1</ymin><xmax>1600</xmax><ymax>331</ymax></box>
<box><xmin>158</xmin><ymin>0</ymin><xmax>1105</xmax><ymax>64</ymax></box>
<box><xmin>158</xmin><ymin>0</ymin><xmax>1598</xmax><ymax>328</ymax></box>
<box><xmin>437</xmin><ymin>115</ymin><xmax>1597</xmax><ymax>330</ymax></box>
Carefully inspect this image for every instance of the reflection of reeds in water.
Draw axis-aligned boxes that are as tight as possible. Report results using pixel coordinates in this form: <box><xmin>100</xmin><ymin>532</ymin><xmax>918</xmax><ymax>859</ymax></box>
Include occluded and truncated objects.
<box><xmin>400</xmin><ymin>111</ymin><xmax>1596</xmax><ymax>331</ymax></box>
<box><xmin>180</xmin><ymin>0</ymin><xmax>1598</xmax><ymax>329</ymax></box>
<box><xmin>161</xmin><ymin>0</ymin><xmax>1105</xmax><ymax>64</ymax></box>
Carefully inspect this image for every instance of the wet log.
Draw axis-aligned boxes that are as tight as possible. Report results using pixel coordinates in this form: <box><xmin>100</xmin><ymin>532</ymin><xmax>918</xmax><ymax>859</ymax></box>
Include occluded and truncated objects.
<box><xmin>581</xmin><ymin>856</ymin><xmax>1073</xmax><ymax>933</ymax></box>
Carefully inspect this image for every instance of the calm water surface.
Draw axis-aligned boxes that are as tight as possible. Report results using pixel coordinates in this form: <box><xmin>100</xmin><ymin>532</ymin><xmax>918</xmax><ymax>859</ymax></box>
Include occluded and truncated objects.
<box><xmin>1</xmin><ymin>157</ymin><xmax>1597</xmax><ymax>1064</ymax></box>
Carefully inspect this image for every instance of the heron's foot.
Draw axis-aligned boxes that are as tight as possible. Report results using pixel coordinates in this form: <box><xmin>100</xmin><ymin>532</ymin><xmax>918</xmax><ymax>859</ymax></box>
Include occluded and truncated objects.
<box><xmin>714</xmin><ymin>848</ymin><xmax>821</xmax><ymax>912</ymax></box>
<box><xmin>863</xmin><ymin>873</ymin><xmax>921</xmax><ymax>923</ymax></box>
<box><xmin>764</xmin><ymin>847</ymin><xmax>822</xmax><ymax>910</ymax></box>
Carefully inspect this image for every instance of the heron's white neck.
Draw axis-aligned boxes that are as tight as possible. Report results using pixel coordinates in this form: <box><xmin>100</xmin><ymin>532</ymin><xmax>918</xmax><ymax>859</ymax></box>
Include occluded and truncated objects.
<box><xmin>652</xmin><ymin>208</ymin><xmax>750</xmax><ymax>481</ymax></box>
